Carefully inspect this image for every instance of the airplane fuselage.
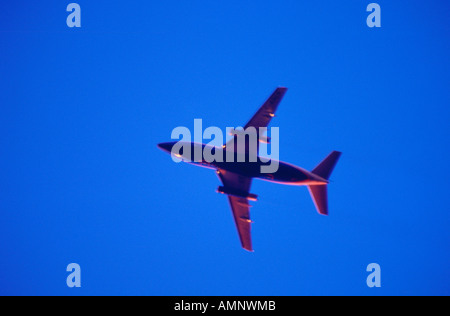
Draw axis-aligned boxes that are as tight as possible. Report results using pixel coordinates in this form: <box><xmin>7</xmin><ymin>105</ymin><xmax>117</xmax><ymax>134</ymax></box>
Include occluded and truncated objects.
<box><xmin>157</xmin><ymin>142</ymin><xmax>328</xmax><ymax>186</ymax></box>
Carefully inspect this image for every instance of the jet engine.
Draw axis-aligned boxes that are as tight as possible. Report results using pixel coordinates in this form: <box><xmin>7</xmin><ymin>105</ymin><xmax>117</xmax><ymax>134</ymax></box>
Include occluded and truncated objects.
<box><xmin>217</xmin><ymin>186</ymin><xmax>258</xmax><ymax>201</ymax></box>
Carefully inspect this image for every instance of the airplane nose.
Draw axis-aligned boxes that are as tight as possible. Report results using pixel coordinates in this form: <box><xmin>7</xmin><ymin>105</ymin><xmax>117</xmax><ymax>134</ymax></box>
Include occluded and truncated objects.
<box><xmin>157</xmin><ymin>142</ymin><xmax>174</xmax><ymax>153</ymax></box>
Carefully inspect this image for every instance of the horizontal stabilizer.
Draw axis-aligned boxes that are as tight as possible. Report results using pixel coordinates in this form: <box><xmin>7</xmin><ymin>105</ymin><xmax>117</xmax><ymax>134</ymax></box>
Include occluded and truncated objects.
<box><xmin>308</xmin><ymin>185</ymin><xmax>328</xmax><ymax>216</ymax></box>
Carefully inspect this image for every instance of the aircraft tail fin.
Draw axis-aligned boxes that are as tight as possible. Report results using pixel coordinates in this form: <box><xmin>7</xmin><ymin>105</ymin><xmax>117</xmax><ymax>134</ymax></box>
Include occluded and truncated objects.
<box><xmin>308</xmin><ymin>151</ymin><xmax>341</xmax><ymax>216</ymax></box>
<box><xmin>311</xmin><ymin>151</ymin><xmax>341</xmax><ymax>180</ymax></box>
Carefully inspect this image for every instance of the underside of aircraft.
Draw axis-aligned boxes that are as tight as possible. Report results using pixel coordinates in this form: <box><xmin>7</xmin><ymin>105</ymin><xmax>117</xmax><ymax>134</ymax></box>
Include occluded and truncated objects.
<box><xmin>158</xmin><ymin>88</ymin><xmax>341</xmax><ymax>251</ymax></box>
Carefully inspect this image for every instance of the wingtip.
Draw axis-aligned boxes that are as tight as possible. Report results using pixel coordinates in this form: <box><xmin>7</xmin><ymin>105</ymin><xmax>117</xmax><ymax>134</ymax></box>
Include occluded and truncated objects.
<box><xmin>242</xmin><ymin>244</ymin><xmax>254</xmax><ymax>252</ymax></box>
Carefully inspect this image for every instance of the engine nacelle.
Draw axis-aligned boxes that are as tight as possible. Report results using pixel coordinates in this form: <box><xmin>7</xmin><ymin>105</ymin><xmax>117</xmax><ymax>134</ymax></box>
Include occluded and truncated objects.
<box><xmin>217</xmin><ymin>186</ymin><xmax>258</xmax><ymax>201</ymax></box>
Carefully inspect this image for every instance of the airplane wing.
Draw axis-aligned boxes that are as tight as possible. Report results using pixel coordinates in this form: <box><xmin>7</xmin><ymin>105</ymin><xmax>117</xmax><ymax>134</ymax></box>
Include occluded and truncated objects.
<box><xmin>244</xmin><ymin>87</ymin><xmax>288</xmax><ymax>130</ymax></box>
<box><xmin>218</xmin><ymin>88</ymin><xmax>288</xmax><ymax>251</ymax></box>
<box><xmin>225</xmin><ymin>87</ymin><xmax>288</xmax><ymax>156</ymax></box>
<box><xmin>217</xmin><ymin>169</ymin><xmax>254</xmax><ymax>252</ymax></box>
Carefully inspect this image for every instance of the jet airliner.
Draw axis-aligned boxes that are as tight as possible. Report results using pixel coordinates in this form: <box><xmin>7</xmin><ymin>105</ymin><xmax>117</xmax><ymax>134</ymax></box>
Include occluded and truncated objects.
<box><xmin>158</xmin><ymin>88</ymin><xmax>341</xmax><ymax>251</ymax></box>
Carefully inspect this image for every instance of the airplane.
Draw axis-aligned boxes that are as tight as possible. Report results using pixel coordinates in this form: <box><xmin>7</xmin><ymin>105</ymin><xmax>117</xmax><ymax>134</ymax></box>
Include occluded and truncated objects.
<box><xmin>157</xmin><ymin>87</ymin><xmax>341</xmax><ymax>252</ymax></box>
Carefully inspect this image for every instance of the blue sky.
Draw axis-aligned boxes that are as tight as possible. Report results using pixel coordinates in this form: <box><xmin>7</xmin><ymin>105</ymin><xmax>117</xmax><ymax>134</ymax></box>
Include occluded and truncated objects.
<box><xmin>0</xmin><ymin>1</ymin><xmax>449</xmax><ymax>295</ymax></box>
